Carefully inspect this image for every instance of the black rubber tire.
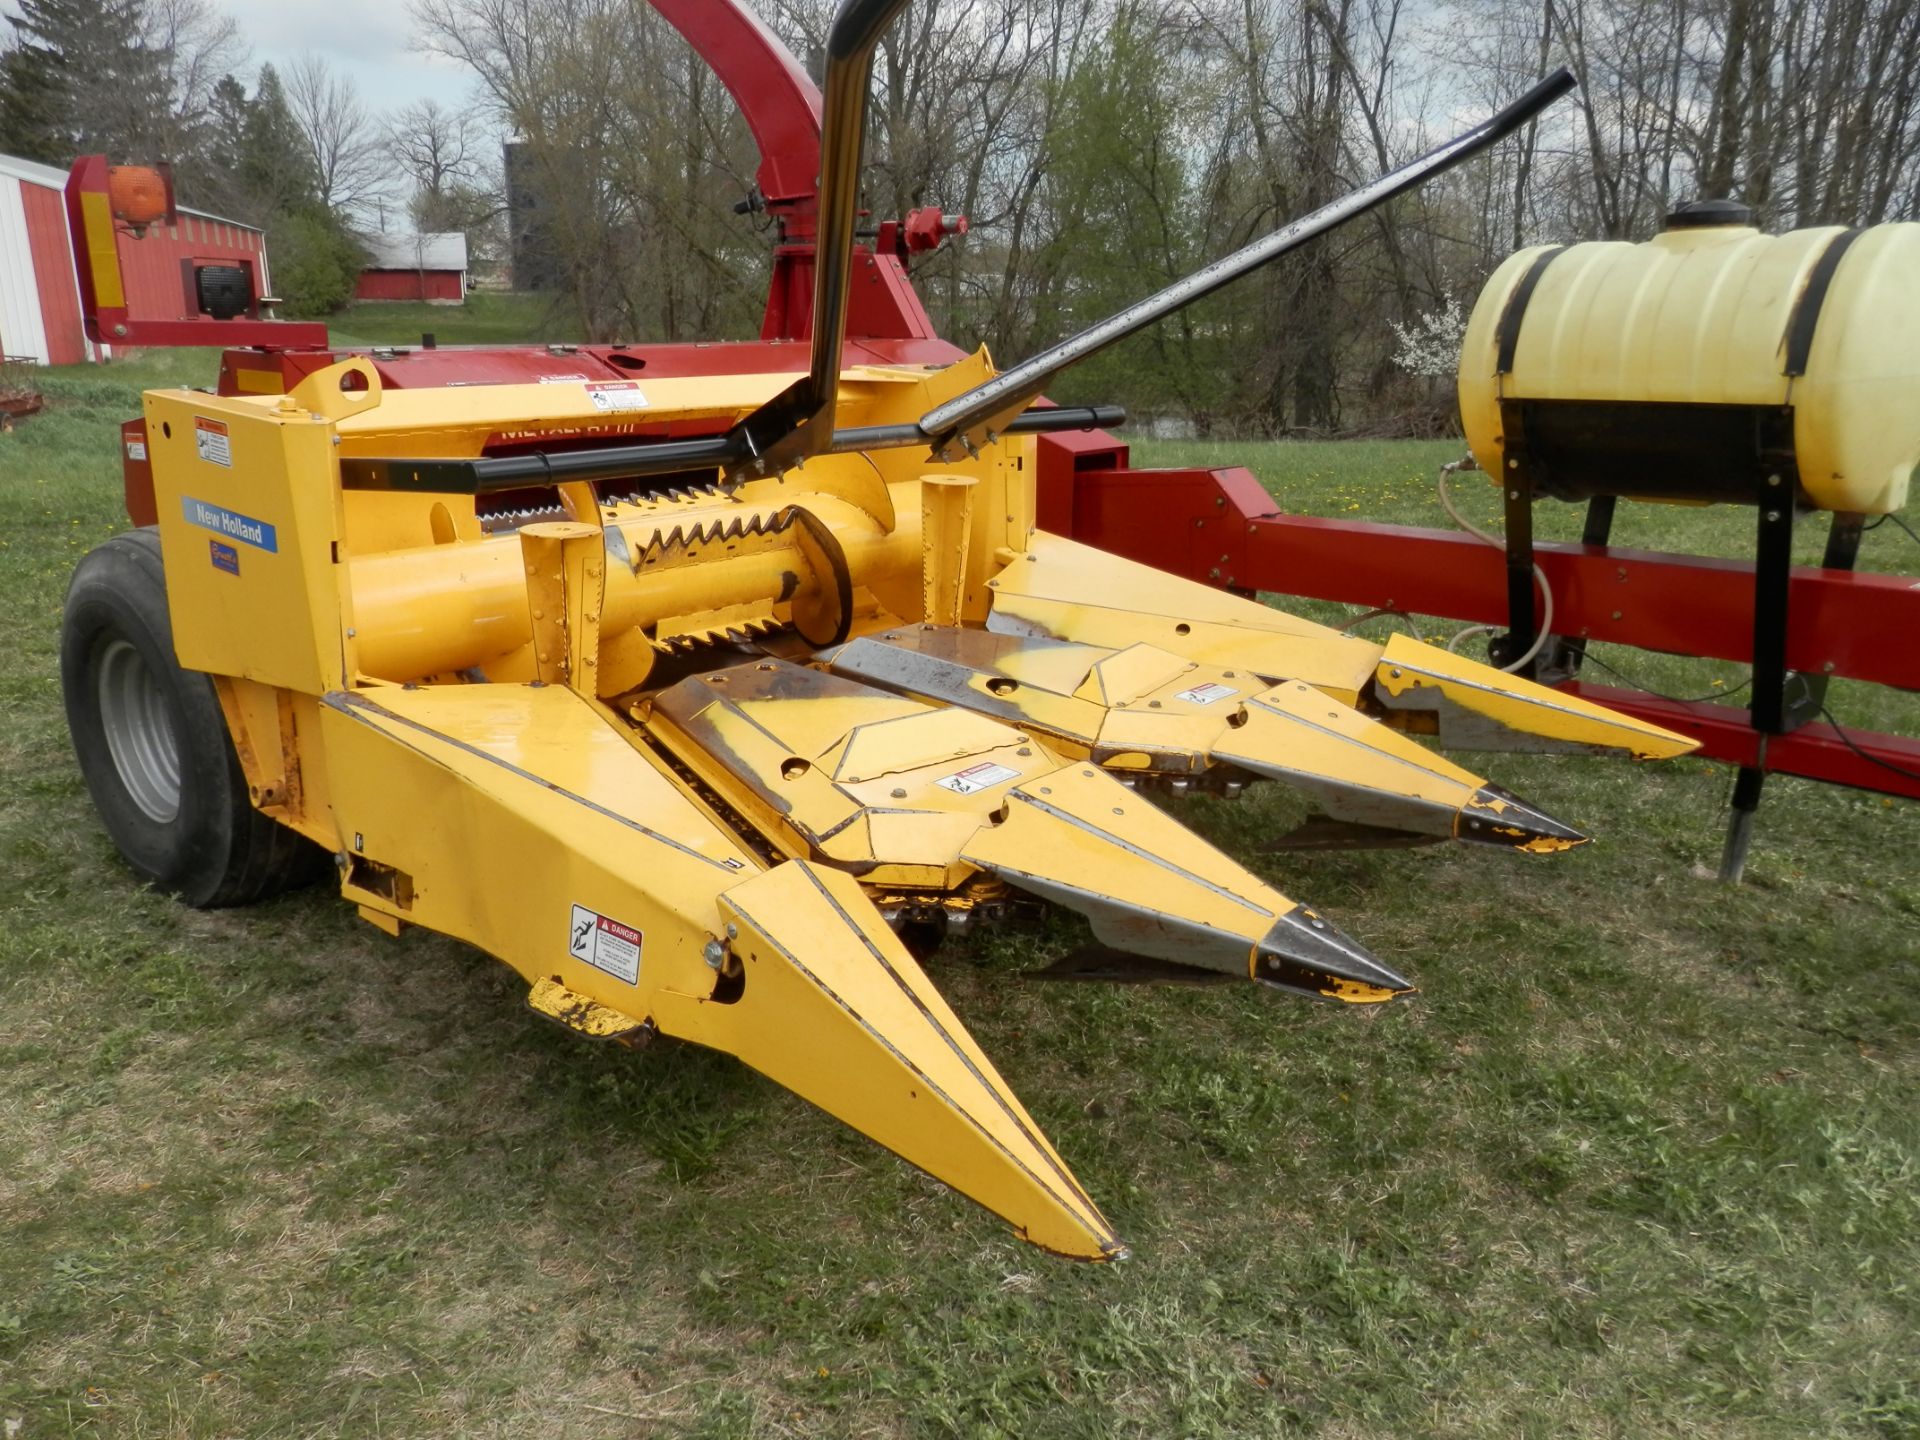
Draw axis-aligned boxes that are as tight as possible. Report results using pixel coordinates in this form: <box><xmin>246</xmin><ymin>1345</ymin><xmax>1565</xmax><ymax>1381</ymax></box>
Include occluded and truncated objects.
<box><xmin>61</xmin><ymin>527</ymin><xmax>327</xmax><ymax>907</ymax></box>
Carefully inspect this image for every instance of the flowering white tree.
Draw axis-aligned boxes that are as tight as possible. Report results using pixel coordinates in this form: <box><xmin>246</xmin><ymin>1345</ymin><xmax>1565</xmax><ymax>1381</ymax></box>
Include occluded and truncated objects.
<box><xmin>1390</xmin><ymin>296</ymin><xmax>1469</xmax><ymax>379</ymax></box>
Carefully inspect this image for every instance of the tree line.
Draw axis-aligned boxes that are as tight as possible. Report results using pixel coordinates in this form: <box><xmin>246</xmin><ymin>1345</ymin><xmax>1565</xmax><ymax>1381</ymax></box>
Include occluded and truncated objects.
<box><xmin>418</xmin><ymin>0</ymin><xmax>1920</xmax><ymax>434</ymax></box>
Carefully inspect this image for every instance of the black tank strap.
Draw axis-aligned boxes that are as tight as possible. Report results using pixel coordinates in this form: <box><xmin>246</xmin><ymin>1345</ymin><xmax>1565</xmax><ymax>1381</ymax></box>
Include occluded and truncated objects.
<box><xmin>1495</xmin><ymin>246</ymin><xmax>1566</xmax><ymax>375</ymax></box>
<box><xmin>1783</xmin><ymin>228</ymin><xmax>1863</xmax><ymax>378</ymax></box>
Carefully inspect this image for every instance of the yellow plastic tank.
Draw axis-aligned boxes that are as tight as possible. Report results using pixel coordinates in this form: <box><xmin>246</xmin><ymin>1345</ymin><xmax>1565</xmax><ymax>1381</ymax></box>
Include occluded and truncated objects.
<box><xmin>1458</xmin><ymin>206</ymin><xmax>1920</xmax><ymax>515</ymax></box>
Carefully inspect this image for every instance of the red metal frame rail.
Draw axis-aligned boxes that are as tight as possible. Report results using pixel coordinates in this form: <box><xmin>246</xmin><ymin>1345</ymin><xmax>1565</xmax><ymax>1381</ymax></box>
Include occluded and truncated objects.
<box><xmin>1048</xmin><ymin>462</ymin><xmax>1920</xmax><ymax>800</ymax></box>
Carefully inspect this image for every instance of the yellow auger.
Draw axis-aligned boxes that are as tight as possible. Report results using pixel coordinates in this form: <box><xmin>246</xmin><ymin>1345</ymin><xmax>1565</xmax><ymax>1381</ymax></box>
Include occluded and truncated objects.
<box><xmin>59</xmin><ymin>1</ymin><xmax>1691</xmax><ymax>1258</ymax></box>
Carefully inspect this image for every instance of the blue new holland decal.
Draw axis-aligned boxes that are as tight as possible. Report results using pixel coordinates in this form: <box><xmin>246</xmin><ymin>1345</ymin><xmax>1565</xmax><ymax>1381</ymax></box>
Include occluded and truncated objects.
<box><xmin>182</xmin><ymin>496</ymin><xmax>278</xmax><ymax>553</ymax></box>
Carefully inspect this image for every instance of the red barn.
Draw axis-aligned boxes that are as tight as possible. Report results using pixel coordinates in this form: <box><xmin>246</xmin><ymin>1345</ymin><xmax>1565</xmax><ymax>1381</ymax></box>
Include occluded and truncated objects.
<box><xmin>0</xmin><ymin>152</ymin><xmax>271</xmax><ymax>365</ymax></box>
<box><xmin>356</xmin><ymin>232</ymin><xmax>468</xmax><ymax>303</ymax></box>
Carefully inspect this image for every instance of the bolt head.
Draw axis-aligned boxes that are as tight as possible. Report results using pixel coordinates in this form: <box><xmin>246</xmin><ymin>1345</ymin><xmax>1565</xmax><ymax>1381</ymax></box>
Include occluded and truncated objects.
<box><xmin>703</xmin><ymin>939</ymin><xmax>726</xmax><ymax>968</ymax></box>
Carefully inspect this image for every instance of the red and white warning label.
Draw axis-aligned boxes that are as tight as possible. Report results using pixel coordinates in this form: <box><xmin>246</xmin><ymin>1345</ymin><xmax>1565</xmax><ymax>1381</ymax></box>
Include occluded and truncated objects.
<box><xmin>194</xmin><ymin>416</ymin><xmax>231</xmax><ymax>468</ymax></box>
<box><xmin>935</xmin><ymin>761</ymin><xmax>1021</xmax><ymax>796</ymax></box>
<box><xmin>568</xmin><ymin>903</ymin><xmax>642</xmax><ymax>984</ymax></box>
<box><xmin>584</xmin><ymin>381</ymin><xmax>648</xmax><ymax>413</ymax></box>
<box><xmin>1174</xmin><ymin>681</ymin><xmax>1238</xmax><ymax>706</ymax></box>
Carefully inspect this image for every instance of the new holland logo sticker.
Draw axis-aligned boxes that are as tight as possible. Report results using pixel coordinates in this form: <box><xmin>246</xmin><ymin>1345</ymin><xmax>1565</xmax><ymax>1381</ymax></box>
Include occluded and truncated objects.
<box><xmin>181</xmin><ymin>496</ymin><xmax>278</xmax><ymax>553</ymax></box>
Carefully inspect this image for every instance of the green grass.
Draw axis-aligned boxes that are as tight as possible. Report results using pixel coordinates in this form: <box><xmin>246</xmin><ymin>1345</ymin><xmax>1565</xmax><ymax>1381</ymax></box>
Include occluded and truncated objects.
<box><xmin>327</xmin><ymin>290</ymin><xmax>584</xmax><ymax>349</ymax></box>
<box><xmin>1</xmin><ymin>365</ymin><xmax>1917</xmax><ymax>1437</ymax></box>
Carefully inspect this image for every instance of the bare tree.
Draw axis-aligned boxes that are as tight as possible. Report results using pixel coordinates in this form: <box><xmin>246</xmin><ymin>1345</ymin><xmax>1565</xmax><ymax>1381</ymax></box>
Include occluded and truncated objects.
<box><xmin>389</xmin><ymin>99</ymin><xmax>484</xmax><ymax>201</ymax></box>
<box><xmin>285</xmin><ymin>54</ymin><xmax>389</xmax><ymax>219</ymax></box>
<box><xmin>142</xmin><ymin>0</ymin><xmax>248</xmax><ymax>161</ymax></box>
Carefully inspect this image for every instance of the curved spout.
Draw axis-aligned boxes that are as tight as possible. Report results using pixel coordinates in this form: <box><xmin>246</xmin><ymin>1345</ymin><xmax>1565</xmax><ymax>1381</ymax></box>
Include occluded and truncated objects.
<box><xmin>645</xmin><ymin>0</ymin><xmax>823</xmax><ymax>206</ymax></box>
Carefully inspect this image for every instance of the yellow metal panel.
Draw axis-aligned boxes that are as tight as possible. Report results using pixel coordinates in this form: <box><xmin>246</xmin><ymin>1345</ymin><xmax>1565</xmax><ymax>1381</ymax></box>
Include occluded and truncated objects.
<box><xmin>315</xmin><ymin>684</ymin><xmax>1116</xmax><ymax>1254</ymax></box>
<box><xmin>963</xmin><ymin>762</ymin><xmax>1282</xmax><ymax>946</ymax></box>
<box><xmin>921</xmin><ymin>475</ymin><xmax>976</xmax><ymax>627</ymax></box>
<box><xmin>1073</xmin><ymin>643</ymin><xmax>1194</xmax><ymax>707</ymax></box>
<box><xmin>653</xmin><ymin>860</ymin><xmax>1124</xmax><ymax>1260</ymax></box>
<box><xmin>232</xmin><ymin>368</ymin><xmax>285</xmax><ymax>395</ymax></box>
<box><xmin>650</xmin><ymin>661</ymin><xmax>1060</xmax><ymax>888</ymax></box>
<box><xmin>143</xmin><ymin>389</ymin><xmax>353</xmax><ymax>695</ymax></box>
<box><xmin>988</xmin><ymin>534</ymin><xmax>1383</xmax><ymax>702</ymax></box>
<box><xmin>317</xmin><ymin>686</ymin><xmax>758</xmax><ymax>1009</ymax></box>
<box><xmin>327</xmin><ymin>374</ymin><xmax>789</xmax><ymax>456</ymax></box>
<box><xmin>80</xmin><ymin>191</ymin><xmax>125</xmax><ymax>309</ymax></box>
<box><xmin>959</xmin><ymin>764</ymin><xmax>1407</xmax><ymax>1003</ymax></box>
<box><xmin>1373</xmin><ymin>633</ymin><xmax>1699</xmax><ymax>759</ymax></box>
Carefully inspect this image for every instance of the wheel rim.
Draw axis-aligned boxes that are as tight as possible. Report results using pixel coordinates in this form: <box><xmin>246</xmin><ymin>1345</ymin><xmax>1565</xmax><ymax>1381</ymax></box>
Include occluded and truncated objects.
<box><xmin>95</xmin><ymin>637</ymin><xmax>182</xmax><ymax>823</ymax></box>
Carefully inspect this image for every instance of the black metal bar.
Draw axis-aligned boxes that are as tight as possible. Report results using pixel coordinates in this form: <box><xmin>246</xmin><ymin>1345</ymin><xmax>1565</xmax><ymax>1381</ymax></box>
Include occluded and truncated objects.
<box><xmin>718</xmin><ymin>0</ymin><xmax>912</xmax><ymax>481</ymax></box>
<box><xmin>1500</xmin><ymin>468</ymin><xmax>1538</xmax><ymax>671</ymax></box>
<box><xmin>824</xmin><ymin>405</ymin><xmax>1126</xmax><ymax>454</ymax></box>
<box><xmin>1718</xmin><ymin>759</ymin><xmax>1768</xmax><ymax>883</ymax></box>
<box><xmin>1489</xmin><ymin>397</ymin><xmax>1538</xmax><ymax>673</ymax></box>
<box><xmin>341</xmin><ymin>435</ymin><xmax>741</xmax><ymax>495</ymax></box>
<box><xmin>1750</xmin><ymin>474</ymin><xmax>1797</xmax><ymax>733</ymax></box>
<box><xmin>919</xmin><ymin>68</ymin><xmax>1578</xmax><ymax>446</ymax></box>
<box><xmin>339</xmin><ymin>405</ymin><xmax>1130</xmax><ymax>495</ymax></box>
<box><xmin>1823</xmin><ymin>509</ymin><xmax>1866</xmax><ymax>571</ymax></box>
<box><xmin>1758</xmin><ymin>508</ymin><xmax>1867</xmax><ymax>724</ymax></box>
<box><xmin>1549</xmin><ymin>496</ymin><xmax>1620</xmax><ymax>680</ymax></box>
<box><xmin>1581</xmin><ymin>495</ymin><xmax>1618</xmax><ymax>546</ymax></box>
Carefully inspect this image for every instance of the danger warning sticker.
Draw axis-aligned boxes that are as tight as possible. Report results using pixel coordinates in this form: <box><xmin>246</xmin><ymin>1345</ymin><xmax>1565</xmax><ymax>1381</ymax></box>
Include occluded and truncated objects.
<box><xmin>194</xmin><ymin>416</ymin><xmax>232</xmax><ymax>468</ymax></box>
<box><xmin>569</xmin><ymin>904</ymin><xmax>642</xmax><ymax>984</ymax></box>
<box><xmin>935</xmin><ymin>761</ymin><xmax>1021</xmax><ymax>796</ymax></box>
<box><xmin>1174</xmin><ymin>682</ymin><xmax>1238</xmax><ymax>706</ymax></box>
<box><xmin>125</xmin><ymin>438</ymin><xmax>147</xmax><ymax>462</ymax></box>
<box><xmin>585</xmin><ymin>381</ymin><xmax>648</xmax><ymax>413</ymax></box>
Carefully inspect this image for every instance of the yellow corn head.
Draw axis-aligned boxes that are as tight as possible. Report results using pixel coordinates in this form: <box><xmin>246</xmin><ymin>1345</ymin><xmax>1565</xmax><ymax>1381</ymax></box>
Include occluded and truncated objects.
<box><xmin>60</xmin><ymin>2</ymin><xmax>1692</xmax><ymax>1259</ymax></box>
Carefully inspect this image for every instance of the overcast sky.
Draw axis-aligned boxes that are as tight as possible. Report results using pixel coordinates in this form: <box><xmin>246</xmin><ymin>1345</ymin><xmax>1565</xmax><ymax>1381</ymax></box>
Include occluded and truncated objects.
<box><xmin>0</xmin><ymin>0</ymin><xmax>482</xmax><ymax>120</ymax></box>
<box><xmin>216</xmin><ymin>0</ymin><xmax>478</xmax><ymax>116</ymax></box>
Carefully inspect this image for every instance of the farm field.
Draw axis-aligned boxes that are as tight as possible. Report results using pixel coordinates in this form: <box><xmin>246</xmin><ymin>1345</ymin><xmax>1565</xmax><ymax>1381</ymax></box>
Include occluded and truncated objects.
<box><xmin>1</xmin><ymin>351</ymin><xmax>1916</xmax><ymax>1438</ymax></box>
